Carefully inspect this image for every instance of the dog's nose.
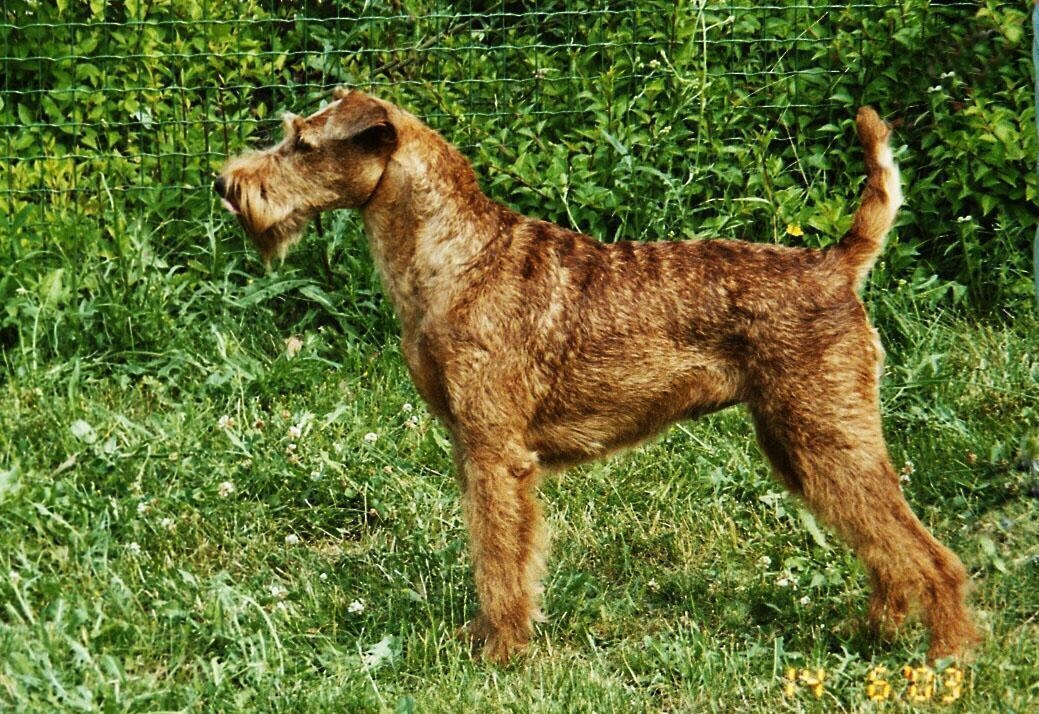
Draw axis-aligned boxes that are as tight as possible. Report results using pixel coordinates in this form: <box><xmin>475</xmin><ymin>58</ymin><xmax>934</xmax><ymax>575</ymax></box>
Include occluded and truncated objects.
<box><xmin>213</xmin><ymin>176</ymin><xmax>227</xmax><ymax>197</ymax></box>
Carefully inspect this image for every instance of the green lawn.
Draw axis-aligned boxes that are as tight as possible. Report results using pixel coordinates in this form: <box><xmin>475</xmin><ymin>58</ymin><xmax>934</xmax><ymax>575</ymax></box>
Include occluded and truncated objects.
<box><xmin>1</xmin><ymin>216</ymin><xmax>1038</xmax><ymax>712</ymax></box>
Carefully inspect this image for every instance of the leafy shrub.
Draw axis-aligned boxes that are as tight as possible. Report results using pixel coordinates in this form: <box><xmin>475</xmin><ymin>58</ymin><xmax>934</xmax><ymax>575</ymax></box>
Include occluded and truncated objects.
<box><xmin>1</xmin><ymin>1</ymin><xmax>1034</xmax><ymax>373</ymax></box>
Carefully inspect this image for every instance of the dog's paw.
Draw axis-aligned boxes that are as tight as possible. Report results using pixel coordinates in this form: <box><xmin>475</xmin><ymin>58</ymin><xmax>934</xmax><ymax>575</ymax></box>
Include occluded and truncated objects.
<box><xmin>926</xmin><ymin>619</ymin><xmax>983</xmax><ymax>665</ymax></box>
<box><xmin>458</xmin><ymin>612</ymin><xmax>530</xmax><ymax>664</ymax></box>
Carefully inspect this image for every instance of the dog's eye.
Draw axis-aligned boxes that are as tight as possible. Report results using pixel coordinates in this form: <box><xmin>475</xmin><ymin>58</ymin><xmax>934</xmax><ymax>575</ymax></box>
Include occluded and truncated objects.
<box><xmin>294</xmin><ymin>134</ymin><xmax>313</xmax><ymax>152</ymax></box>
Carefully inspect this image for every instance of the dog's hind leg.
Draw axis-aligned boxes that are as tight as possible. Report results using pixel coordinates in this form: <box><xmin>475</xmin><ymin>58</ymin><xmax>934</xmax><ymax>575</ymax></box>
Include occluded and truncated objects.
<box><xmin>748</xmin><ymin>354</ymin><xmax>978</xmax><ymax>661</ymax></box>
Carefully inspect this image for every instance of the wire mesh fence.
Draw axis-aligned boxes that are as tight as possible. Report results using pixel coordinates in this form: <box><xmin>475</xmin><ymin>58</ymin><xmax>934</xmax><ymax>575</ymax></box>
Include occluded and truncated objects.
<box><xmin>0</xmin><ymin>3</ymin><xmax>907</xmax><ymax>229</ymax></box>
<box><xmin>1</xmin><ymin>0</ymin><xmax>1020</xmax><ymax>291</ymax></box>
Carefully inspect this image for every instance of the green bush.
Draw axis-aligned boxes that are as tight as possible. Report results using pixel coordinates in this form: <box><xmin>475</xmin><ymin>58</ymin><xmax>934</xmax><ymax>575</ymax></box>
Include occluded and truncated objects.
<box><xmin>1</xmin><ymin>1</ymin><xmax>1035</xmax><ymax>373</ymax></box>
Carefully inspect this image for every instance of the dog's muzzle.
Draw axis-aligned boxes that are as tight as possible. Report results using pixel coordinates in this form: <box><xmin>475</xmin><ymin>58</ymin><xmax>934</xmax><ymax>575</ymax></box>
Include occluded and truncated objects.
<box><xmin>213</xmin><ymin>176</ymin><xmax>240</xmax><ymax>215</ymax></box>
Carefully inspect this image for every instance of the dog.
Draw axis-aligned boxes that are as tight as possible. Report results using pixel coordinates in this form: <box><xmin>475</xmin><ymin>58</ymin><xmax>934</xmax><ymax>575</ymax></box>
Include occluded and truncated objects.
<box><xmin>215</xmin><ymin>87</ymin><xmax>979</xmax><ymax>663</ymax></box>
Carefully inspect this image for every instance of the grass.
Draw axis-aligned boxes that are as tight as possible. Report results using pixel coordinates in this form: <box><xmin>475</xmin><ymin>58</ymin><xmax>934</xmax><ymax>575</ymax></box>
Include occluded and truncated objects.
<box><xmin>1</xmin><ymin>210</ymin><xmax>1038</xmax><ymax>713</ymax></box>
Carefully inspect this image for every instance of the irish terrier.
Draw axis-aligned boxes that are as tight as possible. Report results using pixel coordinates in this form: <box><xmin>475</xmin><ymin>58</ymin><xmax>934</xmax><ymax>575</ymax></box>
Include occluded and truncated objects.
<box><xmin>215</xmin><ymin>88</ymin><xmax>979</xmax><ymax>663</ymax></box>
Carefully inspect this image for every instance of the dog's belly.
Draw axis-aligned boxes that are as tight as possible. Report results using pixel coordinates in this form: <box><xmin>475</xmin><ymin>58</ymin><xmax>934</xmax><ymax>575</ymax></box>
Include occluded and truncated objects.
<box><xmin>527</xmin><ymin>364</ymin><xmax>740</xmax><ymax>469</ymax></box>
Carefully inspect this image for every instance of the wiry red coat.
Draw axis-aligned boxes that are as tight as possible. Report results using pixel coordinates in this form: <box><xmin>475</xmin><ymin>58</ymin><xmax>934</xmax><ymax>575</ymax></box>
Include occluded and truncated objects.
<box><xmin>217</xmin><ymin>89</ymin><xmax>979</xmax><ymax>663</ymax></box>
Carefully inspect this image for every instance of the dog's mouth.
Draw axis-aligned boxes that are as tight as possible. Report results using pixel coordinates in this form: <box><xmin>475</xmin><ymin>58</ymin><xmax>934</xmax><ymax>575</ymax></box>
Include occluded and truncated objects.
<box><xmin>220</xmin><ymin>197</ymin><xmax>240</xmax><ymax>216</ymax></box>
<box><xmin>213</xmin><ymin>175</ymin><xmax>241</xmax><ymax>215</ymax></box>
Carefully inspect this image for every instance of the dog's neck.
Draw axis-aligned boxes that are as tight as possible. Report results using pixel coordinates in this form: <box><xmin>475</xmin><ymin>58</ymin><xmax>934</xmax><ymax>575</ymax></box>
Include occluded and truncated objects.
<box><xmin>360</xmin><ymin>123</ymin><xmax>507</xmax><ymax>328</ymax></box>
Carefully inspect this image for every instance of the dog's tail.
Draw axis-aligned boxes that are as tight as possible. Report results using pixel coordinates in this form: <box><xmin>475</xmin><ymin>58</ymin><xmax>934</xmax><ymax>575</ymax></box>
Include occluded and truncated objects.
<box><xmin>831</xmin><ymin>106</ymin><xmax>903</xmax><ymax>290</ymax></box>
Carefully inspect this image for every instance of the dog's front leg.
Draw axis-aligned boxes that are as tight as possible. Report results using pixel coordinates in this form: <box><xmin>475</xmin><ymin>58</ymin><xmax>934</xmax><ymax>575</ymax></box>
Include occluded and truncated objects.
<box><xmin>456</xmin><ymin>440</ymin><xmax>547</xmax><ymax>663</ymax></box>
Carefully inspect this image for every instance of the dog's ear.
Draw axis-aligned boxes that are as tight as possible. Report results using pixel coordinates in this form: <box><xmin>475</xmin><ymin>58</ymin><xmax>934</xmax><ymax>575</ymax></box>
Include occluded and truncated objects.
<box><xmin>325</xmin><ymin>92</ymin><xmax>397</xmax><ymax>152</ymax></box>
<box><xmin>281</xmin><ymin>112</ymin><xmax>305</xmax><ymax>139</ymax></box>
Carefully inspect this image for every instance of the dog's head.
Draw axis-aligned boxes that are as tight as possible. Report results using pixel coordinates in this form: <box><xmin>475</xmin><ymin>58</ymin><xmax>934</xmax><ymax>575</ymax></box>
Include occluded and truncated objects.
<box><xmin>215</xmin><ymin>88</ymin><xmax>398</xmax><ymax>265</ymax></box>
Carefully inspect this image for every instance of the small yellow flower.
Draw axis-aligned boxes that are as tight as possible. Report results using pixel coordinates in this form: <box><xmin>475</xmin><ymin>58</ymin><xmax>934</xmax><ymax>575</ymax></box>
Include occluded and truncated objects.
<box><xmin>785</xmin><ymin>223</ymin><xmax>804</xmax><ymax>237</ymax></box>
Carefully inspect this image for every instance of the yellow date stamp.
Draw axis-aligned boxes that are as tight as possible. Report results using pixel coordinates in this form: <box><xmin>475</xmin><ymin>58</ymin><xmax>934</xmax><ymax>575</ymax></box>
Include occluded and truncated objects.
<box><xmin>783</xmin><ymin>663</ymin><xmax>966</xmax><ymax>703</ymax></box>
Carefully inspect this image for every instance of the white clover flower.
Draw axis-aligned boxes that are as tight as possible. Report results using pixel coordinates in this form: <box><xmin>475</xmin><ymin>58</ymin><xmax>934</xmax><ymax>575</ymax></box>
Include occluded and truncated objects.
<box><xmin>9</xmin><ymin>570</ymin><xmax>21</xmax><ymax>585</ymax></box>
<box><xmin>799</xmin><ymin>595</ymin><xmax>811</xmax><ymax>606</ymax></box>
<box><xmin>127</xmin><ymin>542</ymin><xmax>142</xmax><ymax>556</ymax></box>
<box><xmin>284</xmin><ymin>336</ymin><xmax>304</xmax><ymax>359</ymax></box>
<box><xmin>159</xmin><ymin>517</ymin><xmax>175</xmax><ymax>531</ymax></box>
<box><xmin>776</xmin><ymin>573</ymin><xmax>794</xmax><ymax>588</ymax></box>
<box><xmin>758</xmin><ymin>555</ymin><xmax>772</xmax><ymax>568</ymax></box>
<box><xmin>401</xmin><ymin>402</ymin><xmax>414</xmax><ymax>413</ymax></box>
<box><xmin>405</xmin><ymin>415</ymin><xmax>420</xmax><ymax>429</ymax></box>
<box><xmin>218</xmin><ymin>480</ymin><xmax>236</xmax><ymax>498</ymax></box>
<box><xmin>270</xmin><ymin>583</ymin><xmax>288</xmax><ymax>599</ymax></box>
<box><xmin>288</xmin><ymin>424</ymin><xmax>303</xmax><ymax>440</ymax></box>
<box><xmin>900</xmin><ymin>460</ymin><xmax>914</xmax><ymax>486</ymax></box>
<box><xmin>137</xmin><ymin>501</ymin><xmax>151</xmax><ymax>515</ymax></box>
<box><xmin>319</xmin><ymin>572</ymin><xmax>328</xmax><ymax>582</ymax></box>
<box><xmin>348</xmin><ymin>599</ymin><xmax>365</xmax><ymax>614</ymax></box>
<box><xmin>217</xmin><ymin>414</ymin><xmax>234</xmax><ymax>430</ymax></box>
<box><xmin>284</xmin><ymin>534</ymin><xmax>300</xmax><ymax>546</ymax></box>
<box><xmin>363</xmin><ymin>432</ymin><xmax>378</xmax><ymax>444</ymax></box>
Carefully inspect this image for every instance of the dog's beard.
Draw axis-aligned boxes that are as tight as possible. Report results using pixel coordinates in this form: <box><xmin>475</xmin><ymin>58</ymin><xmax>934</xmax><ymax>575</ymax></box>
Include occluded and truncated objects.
<box><xmin>218</xmin><ymin>183</ymin><xmax>311</xmax><ymax>266</ymax></box>
<box><xmin>241</xmin><ymin>212</ymin><xmax>311</xmax><ymax>266</ymax></box>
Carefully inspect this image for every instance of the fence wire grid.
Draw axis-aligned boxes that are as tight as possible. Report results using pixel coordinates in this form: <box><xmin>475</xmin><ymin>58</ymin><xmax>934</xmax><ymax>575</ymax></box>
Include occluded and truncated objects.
<box><xmin>1</xmin><ymin>1</ymin><xmax>978</xmax><ymax>241</ymax></box>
